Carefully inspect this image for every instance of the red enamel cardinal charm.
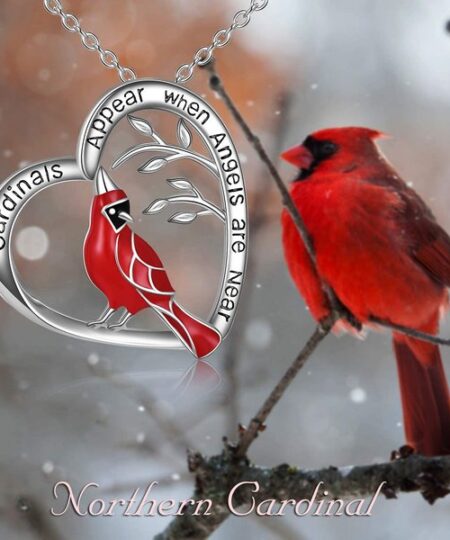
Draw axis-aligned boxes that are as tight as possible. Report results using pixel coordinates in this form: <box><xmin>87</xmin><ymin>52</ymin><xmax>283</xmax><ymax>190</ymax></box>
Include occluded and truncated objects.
<box><xmin>83</xmin><ymin>168</ymin><xmax>221</xmax><ymax>359</ymax></box>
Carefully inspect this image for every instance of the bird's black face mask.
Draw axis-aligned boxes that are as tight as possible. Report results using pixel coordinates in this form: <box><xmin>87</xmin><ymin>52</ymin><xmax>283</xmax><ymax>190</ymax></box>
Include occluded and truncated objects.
<box><xmin>296</xmin><ymin>137</ymin><xmax>339</xmax><ymax>181</ymax></box>
<box><xmin>102</xmin><ymin>198</ymin><xmax>133</xmax><ymax>232</ymax></box>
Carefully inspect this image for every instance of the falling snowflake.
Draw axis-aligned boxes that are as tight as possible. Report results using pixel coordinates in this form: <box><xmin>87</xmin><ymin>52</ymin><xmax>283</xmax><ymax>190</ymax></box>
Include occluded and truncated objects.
<box><xmin>42</xmin><ymin>461</ymin><xmax>55</xmax><ymax>475</ymax></box>
<box><xmin>349</xmin><ymin>387</ymin><xmax>367</xmax><ymax>403</ymax></box>
<box><xmin>136</xmin><ymin>432</ymin><xmax>146</xmax><ymax>444</ymax></box>
<box><xmin>245</xmin><ymin>319</ymin><xmax>273</xmax><ymax>350</ymax></box>
<box><xmin>87</xmin><ymin>353</ymin><xmax>99</xmax><ymax>366</ymax></box>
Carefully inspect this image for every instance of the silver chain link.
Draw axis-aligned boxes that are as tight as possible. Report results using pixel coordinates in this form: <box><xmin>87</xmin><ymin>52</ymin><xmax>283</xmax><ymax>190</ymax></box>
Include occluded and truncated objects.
<box><xmin>43</xmin><ymin>0</ymin><xmax>268</xmax><ymax>85</ymax></box>
<box><xmin>175</xmin><ymin>0</ymin><xmax>269</xmax><ymax>83</ymax></box>
<box><xmin>43</xmin><ymin>0</ymin><xmax>136</xmax><ymax>82</ymax></box>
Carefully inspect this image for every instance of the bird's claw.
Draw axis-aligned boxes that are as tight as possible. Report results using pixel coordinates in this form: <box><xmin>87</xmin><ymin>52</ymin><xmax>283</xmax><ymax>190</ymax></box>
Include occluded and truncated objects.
<box><xmin>107</xmin><ymin>312</ymin><xmax>132</xmax><ymax>331</ymax></box>
<box><xmin>332</xmin><ymin>297</ymin><xmax>362</xmax><ymax>331</ymax></box>
<box><xmin>107</xmin><ymin>323</ymin><xmax>123</xmax><ymax>331</ymax></box>
<box><xmin>87</xmin><ymin>321</ymin><xmax>107</xmax><ymax>328</ymax></box>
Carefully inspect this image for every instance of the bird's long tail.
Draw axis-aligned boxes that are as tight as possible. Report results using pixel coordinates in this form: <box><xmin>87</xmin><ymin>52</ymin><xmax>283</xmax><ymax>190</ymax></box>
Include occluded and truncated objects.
<box><xmin>152</xmin><ymin>298</ymin><xmax>221</xmax><ymax>359</ymax></box>
<box><xmin>393</xmin><ymin>332</ymin><xmax>450</xmax><ymax>456</ymax></box>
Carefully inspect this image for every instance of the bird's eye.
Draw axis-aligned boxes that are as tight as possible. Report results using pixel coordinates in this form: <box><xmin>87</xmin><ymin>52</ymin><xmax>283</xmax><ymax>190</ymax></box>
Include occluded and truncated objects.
<box><xmin>109</xmin><ymin>208</ymin><xmax>116</xmax><ymax>215</ymax></box>
<box><xmin>320</xmin><ymin>142</ymin><xmax>337</xmax><ymax>156</ymax></box>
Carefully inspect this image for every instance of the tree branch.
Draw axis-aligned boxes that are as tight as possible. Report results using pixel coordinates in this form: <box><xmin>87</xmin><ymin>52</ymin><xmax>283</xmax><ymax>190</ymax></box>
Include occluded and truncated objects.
<box><xmin>154</xmin><ymin>452</ymin><xmax>450</xmax><ymax>540</ymax></box>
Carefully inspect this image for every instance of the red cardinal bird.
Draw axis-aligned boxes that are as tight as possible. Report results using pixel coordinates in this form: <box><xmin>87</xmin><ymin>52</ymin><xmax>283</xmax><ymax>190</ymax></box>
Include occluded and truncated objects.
<box><xmin>83</xmin><ymin>168</ymin><xmax>221</xmax><ymax>359</ymax></box>
<box><xmin>281</xmin><ymin>127</ymin><xmax>450</xmax><ymax>456</ymax></box>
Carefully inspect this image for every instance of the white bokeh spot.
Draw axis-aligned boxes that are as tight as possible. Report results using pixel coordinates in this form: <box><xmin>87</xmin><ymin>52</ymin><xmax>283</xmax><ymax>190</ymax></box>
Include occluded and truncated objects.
<box><xmin>245</xmin><ymin>319</ymin><xmax>273</xmax><ymax>350</ymax></box>
<box><xmin>349</xmin><ymin>387</ymin><xmax>367</xmax><ymax>404</ymax></box>
<box><xmin>16</xmin><ymin>226</ymin><xmax>49</xmax><ymax>261</ymax></box>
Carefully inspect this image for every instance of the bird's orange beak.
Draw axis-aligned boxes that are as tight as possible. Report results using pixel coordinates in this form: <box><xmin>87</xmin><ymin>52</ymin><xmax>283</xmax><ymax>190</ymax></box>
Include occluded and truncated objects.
<box><xmin>281</xmin><ymin>144</ymin><xmax>314</xmax><ymax>169</ymax></box>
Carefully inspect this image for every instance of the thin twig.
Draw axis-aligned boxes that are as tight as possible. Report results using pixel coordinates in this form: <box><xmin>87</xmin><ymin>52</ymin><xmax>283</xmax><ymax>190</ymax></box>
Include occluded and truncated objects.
<box><xmin>236</xmin><ymin>319</ymin><xmax>333</xmax><ymax>457</ymax></box>
<box><xmin>222</xmin><ymin>92</ymin><xmax>293</xmax><ymax>436</ymax></box>
<box><xmin>205</xmin><ymin>64</ymin><xmax>315</xmax><ymax>264</ymax></box>
<box><xmin>204</xmin><ymin>62</ymin><xmax>348</xmax><ymax>321</ymax></box>
<box><xmin>371</xmin><ymin>316</ymin><xmax>450</xmax><ymax>346</ymax></box>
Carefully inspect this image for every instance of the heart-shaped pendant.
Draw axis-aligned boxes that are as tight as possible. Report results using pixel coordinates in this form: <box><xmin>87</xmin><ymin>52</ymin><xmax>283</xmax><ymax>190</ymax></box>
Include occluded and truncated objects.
<box><xmin>0</xmin><ymin>80</ymin><xmax>247</xmax><ymax>358</ymax></box>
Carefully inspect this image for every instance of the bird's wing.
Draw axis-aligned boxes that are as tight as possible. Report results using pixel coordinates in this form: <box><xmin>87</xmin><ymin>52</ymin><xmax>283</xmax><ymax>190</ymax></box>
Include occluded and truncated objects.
<box><xmin>412</xmin><ymin>230</ymin><xmax>450</xmax><ymax>287</ymax></box>
<box><xmin>116</xmin><ymin>228</ymin><xmax>175</xmax><ymax>295</ymax></box>
<box><xmin>397</xmin><ymin>186</ymin><xmax>450</xmax><ymax>287</ymax></box>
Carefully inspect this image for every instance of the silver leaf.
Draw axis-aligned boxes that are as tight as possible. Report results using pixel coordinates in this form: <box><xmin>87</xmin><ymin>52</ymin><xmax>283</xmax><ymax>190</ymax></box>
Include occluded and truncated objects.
<box><xmin>177</xmin><ymin>119</ymin><xmax>192</xmax><ymax>149</ymax></box>
<box><xmin>143</xmin><ymin>199</ymin><xmax>168</xmax><ymax>214</ymax></box>
<box><xmin>167</xmin><ymin>178</ymin><xmax>193</xmax><ymax>191</ymax></box>
<box><xmin>139</xmin><ymin>158</ymin><xmax>168</xmax><ymax>173</ymax></box>
<box><xmin>168</xmin><ymin>212</ymin><xmax>197</xmax><ymax>224</ymax></box>
<box><xmin>128</xmin><ymin>115</ymin><xmax>154</xmax><ymax>137</ymax></box>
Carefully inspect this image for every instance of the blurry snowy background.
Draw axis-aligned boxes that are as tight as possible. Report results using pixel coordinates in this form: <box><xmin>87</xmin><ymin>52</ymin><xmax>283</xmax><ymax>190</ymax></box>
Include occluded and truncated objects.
<box><xmin>1</xmin><ymin>0</ymin><xmax>450</xmax><ymax>538</ymax></box>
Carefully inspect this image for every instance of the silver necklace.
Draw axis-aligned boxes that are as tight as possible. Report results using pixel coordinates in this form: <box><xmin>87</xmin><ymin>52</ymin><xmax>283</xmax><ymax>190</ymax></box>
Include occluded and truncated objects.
<box><xmin>44</xmin><ymin>0</ymin><xmax>267</xmax><ymax>84</ymax></box>
<box><xmin>0</xmin><ymin>1</ymin><xmax>267</xmax><ymax>358</ymax></box>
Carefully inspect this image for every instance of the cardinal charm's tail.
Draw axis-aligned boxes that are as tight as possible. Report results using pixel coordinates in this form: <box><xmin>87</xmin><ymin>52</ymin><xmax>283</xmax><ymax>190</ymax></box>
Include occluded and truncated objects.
<box><xmin>153</xmin><ymin>300</ymin><xmax>221</xmax><ymax>359</ymax></box>
<box><xmin>393</xmin><ymin>333</ymin><xmax>450</xmax><ymax>456</ymax></box>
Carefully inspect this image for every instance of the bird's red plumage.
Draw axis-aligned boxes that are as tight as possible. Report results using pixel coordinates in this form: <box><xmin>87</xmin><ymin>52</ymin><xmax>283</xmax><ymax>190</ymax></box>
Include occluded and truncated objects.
<box><xmin>116</xmin><ymin>228</ymin><xmax>174</xmax><ymax>298</ymax></box>
<box><xmin>84</xmin><ymin>190</ymin><xmax>148</xmax><ymax>314</ymax></box>
<box><xmin>281</xmin><ymin>126</ymin><xmax>450</xmax><ymax>455</ymax></box>
<box><xmin>84</xmin><ymin>188</ymin><xmax>221</xmax><ymax>358</ymax></box>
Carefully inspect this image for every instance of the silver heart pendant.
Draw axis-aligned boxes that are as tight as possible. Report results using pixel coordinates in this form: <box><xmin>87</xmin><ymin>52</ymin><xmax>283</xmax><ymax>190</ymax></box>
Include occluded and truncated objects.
<box><xmin>0</xmin><ymin>80</ymin><xmax>248</xmax><ymax>358</ymax></box>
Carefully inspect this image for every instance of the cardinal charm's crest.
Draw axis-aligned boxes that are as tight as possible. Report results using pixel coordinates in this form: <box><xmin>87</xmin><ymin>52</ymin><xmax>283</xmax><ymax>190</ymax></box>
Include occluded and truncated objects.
<box><xmin>0</xmin><ymin>80</ymin><xmax>247</xmax><ymax>358</ymax></box>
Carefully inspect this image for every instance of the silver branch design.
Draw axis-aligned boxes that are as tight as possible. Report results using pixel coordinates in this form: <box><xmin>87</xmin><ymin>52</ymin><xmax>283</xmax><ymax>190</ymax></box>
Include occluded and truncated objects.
<box><xmin>112</xmin><ymin>116</ymin><xmax>219</xmax><ymax>178</ymax></box>
<box><xmin>143</xmin><ymin>178</ymin><xmax>225</xmax><ymax>224</ymax></box>
<box><xmin>116</xmin><ymin>115</ymin><xmax>225</xmax><ymax>226</ymax></box>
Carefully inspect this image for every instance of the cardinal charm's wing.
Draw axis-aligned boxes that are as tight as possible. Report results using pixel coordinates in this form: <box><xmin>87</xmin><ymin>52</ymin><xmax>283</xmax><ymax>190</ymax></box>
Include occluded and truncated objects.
<box><xmin>115</xmin><ymin>229</ymin><xmax>175</xmax><ymax>295</ymax></box>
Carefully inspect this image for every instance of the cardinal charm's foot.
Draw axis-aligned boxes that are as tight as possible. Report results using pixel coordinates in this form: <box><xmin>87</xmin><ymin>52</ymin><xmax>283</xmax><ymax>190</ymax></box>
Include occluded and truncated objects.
<box><xmin>108</xmin><ymin>311</ymin><xmax>133</xmax><ymax>330</ymax></box>
<box><xmin>87</xmin><ymin>306</ymin><xmax>116</xmax><ymax>327</ymax></box>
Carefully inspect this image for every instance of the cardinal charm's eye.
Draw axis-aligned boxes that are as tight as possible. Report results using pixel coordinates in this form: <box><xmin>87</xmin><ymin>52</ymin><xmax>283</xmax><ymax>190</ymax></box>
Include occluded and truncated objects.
<box><xmin>109</xmin><ymin>208</ymin><xmax>116</xmax><ymax>215</ymax></box>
